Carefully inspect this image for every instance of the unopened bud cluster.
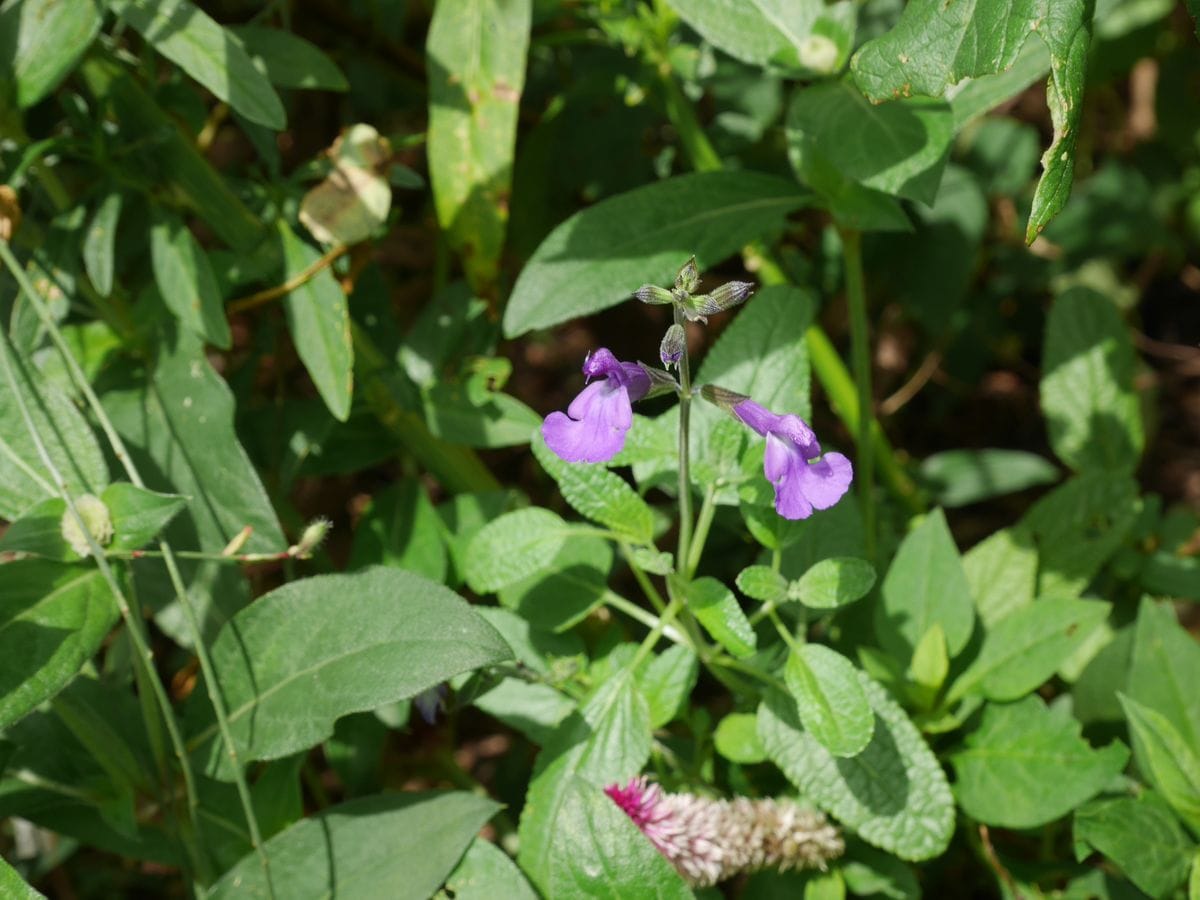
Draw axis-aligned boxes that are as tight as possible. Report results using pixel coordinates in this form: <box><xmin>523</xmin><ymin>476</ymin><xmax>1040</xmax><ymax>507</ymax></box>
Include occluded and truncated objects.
<box><xmin>60</xmin><ymin>494</ymin><xmax>113</xmax><ymax>557</ymax></box>
<box><xmin>635</xmin><ymin>256</ymin><xmax>754</xmax><ymax>324</ymax></box>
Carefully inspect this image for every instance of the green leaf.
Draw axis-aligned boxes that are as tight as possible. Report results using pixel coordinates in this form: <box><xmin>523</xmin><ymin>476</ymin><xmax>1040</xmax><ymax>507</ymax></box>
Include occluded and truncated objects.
<box><xmin>785</xmin><ymin>644</ymin><xmax>874</xmax><ymax>758</ymax></box>
<box><xmin>850</xmin><ymin>0</ymin><xmax>1093</xmax><ymax>241</ymax></box>
<box><xmin>1042</xmin><ymin>287</ymin><xmax>1143</xmax><ymax>473</ymax></box>
<box><xmin>950</xmin><ymin>695</ymin><xmax>1130</xmax><ymax>829</ymax></box>
<box><xmin>665</xmin><ymin>0</ymin><xmax>828</xmax><ymax>71</ymax></box>
<box><xmin>102</xmin><ymin>483</ymin><xmax>187</xmax><ymax>552</ymax></box>
<box><xmin>0</xmin><ymin>0</ymin><xmax>102</xmax><ymax>108</ymax></box>
<box><xmin>637</xmin><ymin>645</ymin><xmax>699</xmax><ymax>728</ymax></box>
<box><xmin>207</xmin><ymin>791</ymin><xmax>499</xmax><ymax>900</ymax></box>
<box><xmin>918</xmin><ymin>450</ymin><xmax>1058</xmax><ymax>508</ymax></box>
<box><xmin>682</xmin><ymin>576</ymin><xmax>757</xmax><ymax>659</ymax></box>
<box><xmin>0</xmin><ymin>856</ymin><xmax>44</xmax><ymax>900</ymax></box>
<box><xmin>737</xmin><ymin>565</ymin><xmax>787</xmax><ymax>603</ymax></box>
<box><xmin>950</xmin><ymin>597</ymin><xmax>1112</xmax><ymax>703</ymax></box>
<box><xmin>188</xmin><ymin>567</ymin><xmax>512</xmax><ymax>778</ymax></box>
<box><xmin>0</xmin><ymin>497</ymin><xmax>71</xmax><ymax>559</ymax></box>
<box><xmin>229</xmin><ymin>25</ymin><xmax>348</xmax><ymax>91</ymax></box>
<box><xmin>426</xmin><ymin>0</ymin><xmax>530</xmax><ymax>295</ymax></box>
<box><xmin>83</xmin><ymin>191</ymin><xmax>122</xmax><ymax>298</ymax></box>
<box><xmin>348</xmin><ymin>479</ymin><xmax>448</xmax><ymax>582</ymax></box>
<box><xmin>150</xmin><ymin>210</ymin><xmax>231</xmax><ymax>349</ymax></box>
<box><xmin>472</xmin><ymin>678</ymin><xmax>574</xmax><ymax>745</ymax></box>
<box><xmin>875</xmin><ymin>509</ymin><xmax>975</xmax><ymax>661</ymax></box>
<box><xmin>532</xmin><ymin>433</ymin><xmax>655</xmax><ymax>543</ymax></box>
<box><xmin>498</xmin><ymin>537</ymin><xmax>612</xmax><ymax>632</ymax></box>
<box><xmin>1074</xmin><ymin>791</ymin><xmax>1193</xmax><ymax>899</ymax></box>
<box><xmin>908</xmin><ymin>624</ymin><xmax>949</xmax><ymax>704</ymax></box>
<box><xmin>1119</xmin><ymin>695</ymin><xmax>1200</xmax><ymax>834</ymax></box>
<box><xmin>109</xmin><ymin>0</ymin><xmax>285</xmax><ymax>130</ymax></box>
<box><xmin>715</xmin><ymin>711</ymin><xmax>768</xmax><ymax>764</ymax></box>
<box><xmin>788</xmin><ymin>557</ymin><xmax>875</xmax><ymax>610</ymax></box>
<box><xmin>1127</xmin><ymin>598</ymin><xmax>1200</xmax><ymax>758</ymax></box>
<box><xmin>464</xmin><ymin>508</ymin><xmax>575</xmax><ymax>593</ymax></box>
<box><xmin>962</xmin><ymin>527</ymin><xmax>1038</xmax><ymax>628</ymax></box>
<box><xmin>759</xmin><ymin>675</ymin><xmax>955</xmax><ymax>860</ymax></box>
<box><xmin>518</xmin><ymin>669</ymin><xmax>653</xmax><ymax>893</ymax></box>
<box><xmin>547</xmin><ymin>776</ymin><xmax>692</xmax><ymax>899</ymax></box>
<box><xmin>0</xmin><ymin>562</ymin><xmax>118</xmax><ymax>730</ymax></box>
<box><xmin>1021</xmin><ymin>473</ymin><xmax>1139</xmax><ymax>596</ymax></box>
<box><xmin>278</xmin><ymin>222</ymin><xmax>353</xmax><ymax>421</ymax></box>
<box><xmin>441</xmin><ymin>838</ymin><xmax>538</xmax><ymax>900</ymax></box>
<box><xmin>503</xmin><ymin>172</ymin><xmax>810</xmax><ymax>337</ymax></box>
<box><xmin>840</xmin><ymin>841</ymin><xmax>920</xmax><ymax>900</ymax></box>
<box><xmin>423</xmin><ymin>384</ymin><xmax>542</xmax><ymax>448</ymax></box>
<box><xmin>0</xmin><ymin>353</ymin><xmax>109</xmax><ymax>520</ymax></box>
<box><xmin>787</xmin><ymin>81</ymin><xmax>954</xmax><ymax>205</ymax></box>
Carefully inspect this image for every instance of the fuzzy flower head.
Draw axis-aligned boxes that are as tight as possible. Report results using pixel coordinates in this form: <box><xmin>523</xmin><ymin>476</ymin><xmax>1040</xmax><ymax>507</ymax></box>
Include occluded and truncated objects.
<box><xmin>542</xmin><ymin>348</ymin><xmax>650</xmax><ymax>463</ymax></box>
<box><xmin>732</xmin><ymin>398</ymin><xmax>853</xmax><ymax>520</ymax></box>
<box><xmin>606</xmin><ymin>777</ymin><xmax>843</xmax><ymax>888</ymax></box>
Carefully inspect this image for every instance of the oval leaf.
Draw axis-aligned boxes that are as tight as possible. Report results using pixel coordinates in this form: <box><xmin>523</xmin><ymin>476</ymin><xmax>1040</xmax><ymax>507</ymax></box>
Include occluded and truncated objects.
<box><xmin>464</xmin><ymin>507</ymin><xmax>574</xmax><ymax>593</ymax></box>
<box><xmin>785</xmin><ymin>644</ymin><xmax>874</xmax><ymax>758</ymax></box>
<box><xmin>789</xmin><ymin>557</ymin><xmax>876</xmax><ymax>609</ymax></box>
<box><xmin>682</xmin><ymin>576</ymin><xmax>757</xmax><ymax>659</ymax></box>
<box><xmin>150</xmin><ymin>210</ymin><xmax>231</xmax><ymax>350</ymax></box>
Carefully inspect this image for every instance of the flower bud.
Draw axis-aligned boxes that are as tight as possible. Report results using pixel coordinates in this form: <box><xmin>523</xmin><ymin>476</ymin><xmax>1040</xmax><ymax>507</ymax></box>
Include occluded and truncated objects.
<box><xmin>290</xmin><ymin>517</ymin><xmax>331</xmax><ymax>559</ymax></box>
<box><xmin>61</xmin><ymin>494</ymin><xmax>113</xmax><ymax>557</ymax></box>
<box><xmin>659</xmin><ymin>324</ymin><xmax>686</xmax><ymax>369</ymax></box>
<box><xmin>638</xmin><ymin>362</ymin><xmax>681</xmax><ymax>398</ymax></box>
<box><xmin>634</xmin><ymin>284</ymin><xmax>674</xmax><ymax>305</ymax></box>
<box><xmin>686</xmin><ymin>280</ymin><xmax>754</xmax><ymax>320</ymax></box>
<box><xmin>674</xmin><ymin>256</ymin><xmax>700</xmax><ymax>294</ymax></box>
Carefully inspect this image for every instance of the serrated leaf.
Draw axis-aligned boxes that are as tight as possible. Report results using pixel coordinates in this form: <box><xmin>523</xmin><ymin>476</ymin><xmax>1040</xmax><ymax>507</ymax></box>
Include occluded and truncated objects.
<box><xmin>1074</xmin><ymin>791</ymin><xmax>1193</xmax><ymax>899</ymax></box>
<box><xmin>962</xmin><ymin>527</ymin><xmax>1038</xmax><ymax>627</ymax></box>
<box><xmin>503</xmin><ymin>172</ymin><xmax>809</xmax><ymax>336</ymax></box>
<box><xmin>950</xmin><ymin>597</ymin><xmax>1111</xmax><ymax>703</ymax></box>
<box><xmin>464</xmin><ymin>508</ymin><xmax>575</xmax><ymax>593</ymax></box>
<box><xmin>150</xmin><ymin>210</ymin><xmax>231</xmax><ymax>349</ymax></box>
<box><xmin>715</xmin><ymin>712</ymin><xmax>767</xmax><ymax>764</ymax></box>
<box><xmin>1127</xmin><ymin>598</ymin><xmax>1200</xmax><ymax>759</ymax></box>
<box><xmin>208</xmin><ymin>792</ymin><xmax>499</xmax><ymax>900</ymax></box>
<box><xmin>850</xmin><ymin>0</ymin><xmax>1093</xmax><ymax>241</ymax></box>
<box><xmin>187</xmin><ymin>568</ymin><xmax>512</xmax><ymax>778</ymax></box>
<box><xmin>918</xmin><ymin>450</ymin><xmax>1058</xmax><ymax>508</ymax></box>
<box><xmin>230</xmin><ymin>25</ymin><xmax>348</xmax><ymax>91</ymax></box>
<box><xmin>83</xmin><ymin>191</ymin><xmax>122</xmax><ymax>297</ymax></box>
<box><xmin>789</xmin><ymin>557</ymin><xmax>875</xmax><ymax>609</ymax></box>
<box><xmin>0</xmin><ymin>562</ymin><xmax>118</xmax><ymax>730</ymax></box>
<box><xmin>532</xmin><ymin>434</ymin><xmax>655</xmax><ymax>543</ymax></box>
<box><xmin>442</xmin><ymin>838</ymin><xmax>538</xmax><ymax>900</ymax></box>
<box><xmin>1119</xmin><ymin>695</ymin><xmax>1200</xmax><ymax>833</ymax></box>
<box><xmin>1042</xmin><ymin>287</ymin><xmax>1142</xmax><ymax>473</ymax></box>
<box><xmin>737</xmin><ymin>565</ymin><xmax>787</xmax><ymax>603</ymax></box>
<box><xmin>787</xmin><ymin>81</ymin><xmax>954</xmax><ymax>205</ymax></box>
<box><xmin>0</xmin><ymin>0</ymin><xmax>102</xmax><ymax>108</ymax></box>
<box><xmin>427</xmin><ymin>0</ymin><xmax>530</xmax><ymax>295</ymax></box>
<box><xmin>759</xmin><ymin>675</ymin><xmax>955</xmax><ymax>860</ymax></box>
<box><xmin>876</xmin><ymin>509</ymin><xmax>974</xmax><ymax>661</ymax></box>
<box><xmin>637</xmin><ymin>645</ymin><xmax>698</xmax><ymax>729</ymax></box>
<box><xmin>518</xmin><ymin>670</ymin><xmax>653</xmax><ymax>894</ymax></box>
<box><xmin>785</xmin><ymin>644</ymin><xmax>874</xmax><ymax>758</ymax></box>
<box><xmin>682</xmin><ymin>576</ymin><xmax>757</xmax><ymax>659</ymax></box>
<box><xmin>109</xmin><ymin>0</ymin><xmax>285</xmax><ymax>130</ymax></box>
<box><xmin>278</xmin><ymin>222</ymin><xmax>353</xmax><ymax>421</ymax></box>
<box><xmin>950</xmin><ymin>695</ymin><xmax>1129</xmax><ymax>829</ymax></box>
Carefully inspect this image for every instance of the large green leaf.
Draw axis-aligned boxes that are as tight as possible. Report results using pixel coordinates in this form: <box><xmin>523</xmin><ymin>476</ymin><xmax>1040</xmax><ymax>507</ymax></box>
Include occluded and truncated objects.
<box><xmin>518</xmin><ymin>669</ymin><xmax>653</xmax><ymax>894</ymax></box>
<box><xmin>278</xmin><ymin>222</ymin><xmax>353</xmax><ymax>421</ymax></box>
<box><xmin>0</xmin><ymin>562</ymin><xmax>117</xmax><ymax>730</ymax></box>
<box><xmin>787</xmin><ymin>81</ymin><xmax>954</xmax><ymax>205</ymax></box>
<box><xmin>1074</xmin><ymin>791</ymin><xmax>1194</xmax><ymax>899</ymax></box>
<box><xmin>851</xmin><ymin>0</ymin><xmax>1093</xmax><ymax>241</ymax></box>
<box><xmin>961</xmin><ymin>527</ymin><xmax>1038</xmax><ymax>628</ymax></box>
<box><xmin>1127</xmin><ymin>598</ymin><xmax>1200</xmax><ymax>758</ymax></box>
<box><xmin>918</xmin><ymin>450</ymin><xmax>1058</xmax><ymax>509</ymax></box>
<box><xmin>207</xmin><ymin>792</ymin><xmax>500</xmax><ymax>900</ymax></box>
<box><xmin>441</xmin><ymin>838</ymin><xmax>539</xmax><ymax>900</ymax></box>
<box><xmin>503</xmin><ymin>172</ymin><xmax>809</xmax><ymax>336</ymax></box>
<box><xmin>875</xmin><ymin>509</ymin><xmax>975</xmax><ymax>662</ymax></box>
<box><xmin>187</xmin><ymin>567</ymin><xmax>512</xmax><ymax>778</ymax></box>
<box><xmin>758</xmin><ymin>676</ymin><xmax>955</xmax><ymax>861</ymax></box>
<box><xmin>532</xmin><ymin>433</ymin><xmax>655</xmax><ymax>544</ymax></box>
<box><xmin>464</xmin><ymin>507</ymin><xmax>579</xmax><ymax>592</ymax></box>
<box><xmin>1042</xmin><ymin>287</ymin><xmax>1142</xmax><ymax>473</ymax></box>
<box><xmin>229</xmin><ymin>25</ymin><xmax>348</xmax><ymax>91</ymax></box>
<box><xmin>547</xmin><ymin>776</ymin><xmax>692</xmax><ymax>899</ymax></box>
<box><xmin>426</xmin><ymin>0</ymin><xmax>530</xmax><ymax>295</ymax></box>
<box><xmin>0</xmin><ymin>352</ymin><xmax>109</xmax><ymax>520</ymax></box>
<box><xmin>149</xmin><ymin>210</ymin><xmax>231</xmax><ymax>350</ymax></box>
<box><xmin>0</xmin><ymin>856</ymin><xmax>44</xmax><ymax>900</ymax></box>
<box><xmin>497</xmin><ymin>537</ymin><xmax>613</xmax><ymax>633</ymax></box>
<box><xmin>0</xmin><ymin>0</ymin><xmax>102</xmax><ymax>108</ymax></box>
<box><xmin>665</xmin><ymin>0</ymin><xmax>826</xmax><ymax>70</ymax></box>
<box><xmin>950</xmin><ymin>695</ymin><xmax>1129</xmax><ymax>829</ymax></box>
<box><xmin>1119</xmin><ymin>695</ymin><xmax>1200</xmax><ymax>834</ymax></box>
<box><xmin>950</xmin><ymin>597</ymin><xmax>1111</xmax><ymax>703</ymax></box>
<box><xmin>108</xmin><ymin>0</ymin><xmax>285</xmax><ymax>130</ymax></box>
<box><xmin>785</xmin><ymin>644</ymin><xmax>874</xmax><ymax>758</ymax></box>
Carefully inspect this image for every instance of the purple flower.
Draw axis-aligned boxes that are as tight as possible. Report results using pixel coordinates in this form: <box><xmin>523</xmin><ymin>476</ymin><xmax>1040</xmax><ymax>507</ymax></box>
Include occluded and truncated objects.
<box><xmin>605</xmin><ymin>776</ymin><xmax>843</xmax><ymax>887</ymax></box>
<box><xmin>733</xmin><ymin>399</ymin><xmax>853</xmax><ymax>520</ymax></box>
<box><xmin>413</xmin><ymin>683</ymin><xmax>447</xmax><ymax>724</ymax></box>
<box><xmin>542</xmin><ymin>348</ymin><xmax>650</xmax><ymax>463</ymax></box>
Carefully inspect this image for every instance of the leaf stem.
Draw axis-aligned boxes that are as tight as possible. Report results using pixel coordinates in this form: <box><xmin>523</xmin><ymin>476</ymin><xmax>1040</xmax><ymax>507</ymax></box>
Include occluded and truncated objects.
<box><xmin>685</xmin><ymin>486</ymin><xmax>717</xmax><ymax>577</ymax></box>
<box><xmin>602</xmin><ymin>590</ymin><xmax>688</xmax><ymax>645</ymax></box>
<box><xmin>841</xmin><ymin>229</ymin><xmax>876</xmax><ymax>560</ymax></box>
<box><xmin>227</xmin><ymin>242</ymin><xmax>348</xmax><ymax>315</ymax></box>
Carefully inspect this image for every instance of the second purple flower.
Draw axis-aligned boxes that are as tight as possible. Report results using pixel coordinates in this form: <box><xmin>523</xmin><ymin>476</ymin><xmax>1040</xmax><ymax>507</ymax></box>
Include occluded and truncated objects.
<box><xmin>542</xmin><ymin>348</ymin><xmax>650</xmax><ymax>463</ymax></box>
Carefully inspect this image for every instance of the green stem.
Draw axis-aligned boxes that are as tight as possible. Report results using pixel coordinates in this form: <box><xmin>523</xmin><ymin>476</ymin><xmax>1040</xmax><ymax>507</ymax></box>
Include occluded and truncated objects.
<box><xmin>630</xmin><ymin>592</ymin><xmax>686</xmax><ymax>670</ymax></box>
<box><xmin>841</xmin><ymin>229</ymin><xmax>876</xmax><ymax>560</ymax></box>
<box><xmin>685</xmin><ymin>487</ymin><xmax>717</xmax><ymax>577</ymax></box>
<box><xmin>673</xmin><ymin>306</ymin><xmax>694</xmax><ymax>577</ymax></box>
<box><xmin>603</xmin><ymin>590</ymin><xmax>687</xmax><ymax>645</ymax></box>
<box><xmin>620</xmin><ymin>544</ymin><xmax>668</xmax><ymax>615</ymax></box>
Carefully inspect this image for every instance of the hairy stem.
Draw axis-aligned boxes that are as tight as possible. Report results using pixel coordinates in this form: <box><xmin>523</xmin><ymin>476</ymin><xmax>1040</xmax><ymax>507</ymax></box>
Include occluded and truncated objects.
<box><xmin>674</xmin><ymin>305</ymin><xmax>694</xmax><ymax>576</ymax></box>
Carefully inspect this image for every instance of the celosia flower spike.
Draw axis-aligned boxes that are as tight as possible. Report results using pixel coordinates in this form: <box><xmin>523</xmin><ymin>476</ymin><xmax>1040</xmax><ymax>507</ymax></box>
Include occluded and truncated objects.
<box><xmin>542</xmin><ymin>348</ymin><xmax>650</xmax><ymax>463</ymax></box>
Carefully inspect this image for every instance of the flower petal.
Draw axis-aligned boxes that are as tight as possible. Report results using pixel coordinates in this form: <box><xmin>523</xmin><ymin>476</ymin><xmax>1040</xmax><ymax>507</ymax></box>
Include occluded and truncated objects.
<box><xmin>773</xmin><ymin>414</ymin><xmax>820</xmax><ymax>458</ymax></box>
<box><xmin>796</xmin><ymin>451</ymin><xmax>854</xmax><ymax>511</ymax></box>
<box><xmin>543</xmin><ymin>382</ymin><xmax>633</xmax><ymax>463</ymax></box>
<box><xmin>733</xmin><ymin>399</ymin><xmax>781</xmax><ymax>436</ymax></box>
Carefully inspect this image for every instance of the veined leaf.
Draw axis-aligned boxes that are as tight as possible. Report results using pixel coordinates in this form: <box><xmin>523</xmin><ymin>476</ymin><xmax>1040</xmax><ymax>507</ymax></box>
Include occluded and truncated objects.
<box><xmin>637</xmin><ymin>644</ymin><xmax>698</xmax><ymax>729</ymax></box>
<box><xmin>464</xmin><ymin>508</ymin><xmax>576</xmax><ymax>593</ymax></box>
<box><xmin>1119</xmin><ymin>695</ymin><xmax>1200</xmax><ymax>834</ymax></box>
<box><xmin>1127</xmin><ymin>598</ymin><xmax>1200</xmax><ymax>758</ymax></box>
<box><xmin>789</xmin><ymin>557</ymin><xmax>875</xmax><ymax>609</ymax></box>
<box><xmin>785</xmin><ymin>644</ymin><xmax>874</xmax><ymax>758</ymax></box>
<box><xmin>682</xmin><ymin>576</ymin><xmax>757</xmax><ymax>659</ymax></box>
<box><xmin>0</xmin><ymin>0</ymin><xmax>102</xmax><ymax>108</ymax></box>
<box><xmin>188</xmin><ymin>567</ymin><xmax>513</xmax><ymax>779</ymax></box>
<box><xmin>503</xmin><ymin>172</ymin><xmax>810</xmax><ymax>336</ymax></box>
<box><xmin>665</xmin><ymin>0</ymin><xmax>825</xmax><ymax>70</ymax></box>
<box><xmin>1074</xmin><ymin>791</ymin><xmax>1194</xmax><ymax>899</ymax></box>
<box><xmin>962</xmin><ymin>527</ymin><xmax>1038</xmax><ymax>627</ymax></box>
<box><xmin>443</xmin><ymin>838</ymin><xmax>538</xmax><ymax>900</ymax></box>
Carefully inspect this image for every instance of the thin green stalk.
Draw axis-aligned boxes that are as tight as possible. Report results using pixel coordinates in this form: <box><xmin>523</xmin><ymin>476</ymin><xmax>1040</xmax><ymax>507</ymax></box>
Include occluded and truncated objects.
<box><xmin>630</xmin><ymin>592</ymin><xmax>686</xmax><ymax>670</ymax></box>
<box><xmin>685</xmin><ymin>487</ymin><xmax>717</xmax><ymax>577</ymax></box>
<box><xmin>768</xmin><ymin>607</ymin><xmax>801</xmax><ymax>652</ymax></box>
<box><xmin>603</xmin><ymin>590</ymin><xmax>688</xmax><ymax>645</ymax></box>
<box><xmin>0</xmin><ymin>239</ymin><xmax>274</xmax><ymax>896</ymax></box>
<box><xmin>620</xmin><ymin>544</ymin><xmax>669</xmax><ymax>615</ymax></box>
<box><xmin>0</xmin><ymin>325</ymin><xmax>211</xmax><ymax>886</ymax></box>
<box><xmin>842</xmin><ymin>229</ymin><xmax>876</xmax><ymax>560</ymax></box>
<box><xmin>673</xmin><ymin>306</ymin><xmax>694</xmax><ymax>576</ymax></box>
